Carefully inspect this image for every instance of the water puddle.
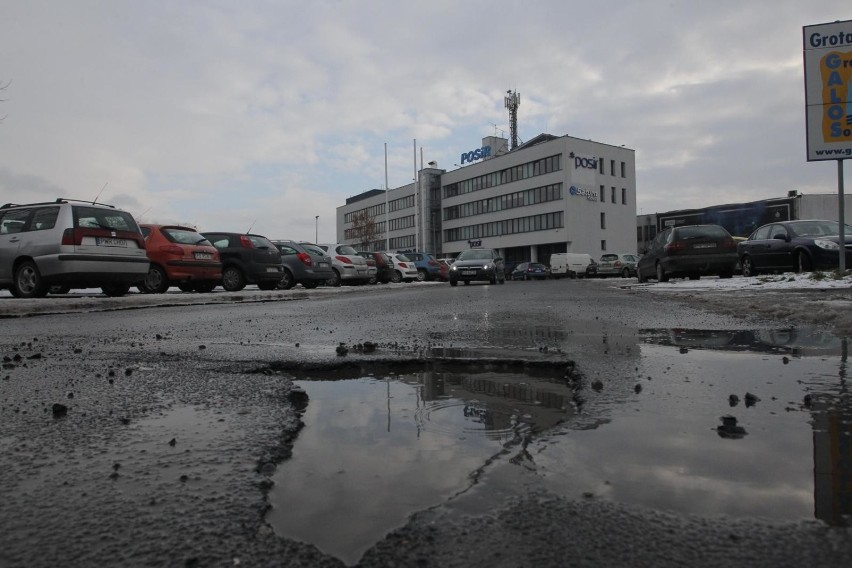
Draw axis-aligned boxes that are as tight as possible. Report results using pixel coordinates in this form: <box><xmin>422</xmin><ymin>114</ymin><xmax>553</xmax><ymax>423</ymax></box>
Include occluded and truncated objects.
<box><xmin>265</xmin><ymin>328</ymin><xmax>852</xmax><ymax>565</ymax></box>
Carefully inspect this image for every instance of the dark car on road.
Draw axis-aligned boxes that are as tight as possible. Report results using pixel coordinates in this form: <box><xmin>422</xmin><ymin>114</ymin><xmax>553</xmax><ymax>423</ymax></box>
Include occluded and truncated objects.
<box><xmin>737</xmin><ymin>219</ymin><xmax>852</xmax><ymax>277</ymax></box>
<box><xmin>201</xmin><ymin>232</ymin><xmax>284</xmax><ymax>291</ymax></box>
<box><xmin>511</xmin><ymin>262</ymin><xmax>550</xmax><ymax>280</ymax></box>
<box><xmin>448</xmin><ymin>248</ymin><xmax>506</xmax><ymax>286</ymax></box>
<box><xmin>272</xmin><ymin>240</ymin><xmax>334</xmax><ymax>289</ymax></box>
<box><xmin>637</xmin><ymin>224</ymin><xmax>737</xmax><ymax>282</ymax></box>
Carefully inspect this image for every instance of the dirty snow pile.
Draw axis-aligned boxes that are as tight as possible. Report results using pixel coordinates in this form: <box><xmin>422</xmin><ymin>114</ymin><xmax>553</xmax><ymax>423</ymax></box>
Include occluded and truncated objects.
<box><xmin>632</xmin><ymin>272</ymin><xmax>852</xmax><ymax>292</ymax></box>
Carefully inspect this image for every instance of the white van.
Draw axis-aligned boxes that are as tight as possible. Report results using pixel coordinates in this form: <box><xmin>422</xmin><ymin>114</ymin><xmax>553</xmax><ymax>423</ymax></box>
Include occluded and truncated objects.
<box><xmin>550</xmin><ymin>253</ymin><xmax>594</xmax><ymax>279</ymax></box>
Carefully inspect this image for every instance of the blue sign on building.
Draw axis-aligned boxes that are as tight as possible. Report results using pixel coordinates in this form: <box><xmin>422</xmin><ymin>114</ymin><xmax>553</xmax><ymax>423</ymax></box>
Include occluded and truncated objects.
<box><xmin>460</xmin><ymin>146</ymin><xmax>492</xmax><ymax>165</ymax></box>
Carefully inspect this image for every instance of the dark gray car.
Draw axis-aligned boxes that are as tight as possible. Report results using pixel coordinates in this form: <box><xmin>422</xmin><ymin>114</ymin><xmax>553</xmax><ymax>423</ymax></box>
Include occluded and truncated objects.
<box><xmin>272</xmin><ymin>240</ymin><xmax>334</xmax><ymax>289</ymax></box>
<box><xmin>637</xmin><ymin>224</ymin><xmax>738</xmax><ymax>282</ymax></box>
<box><xmin>201</xmin><ymin>232</ymin><xmax>284</xmax><ymax>291</ymax></box>
<box><xmin>448</xmin><ymin>248</ymin><xmax>506</xmax><ymax>286</ymax></box>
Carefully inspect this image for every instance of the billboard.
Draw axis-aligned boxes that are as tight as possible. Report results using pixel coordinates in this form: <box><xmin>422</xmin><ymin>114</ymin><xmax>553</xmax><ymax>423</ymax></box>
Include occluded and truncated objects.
<box><xmin>804</xmin><ymin>20</ymin><xmax>852</xmax><ymax>161</ymax></box>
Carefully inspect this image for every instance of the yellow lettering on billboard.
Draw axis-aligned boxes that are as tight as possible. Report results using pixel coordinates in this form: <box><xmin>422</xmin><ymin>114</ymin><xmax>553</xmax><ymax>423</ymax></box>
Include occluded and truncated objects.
<box><xmin>821</xmin><ymin>51</ymin><xmax>852</xmax><ymax>142</ymax></box>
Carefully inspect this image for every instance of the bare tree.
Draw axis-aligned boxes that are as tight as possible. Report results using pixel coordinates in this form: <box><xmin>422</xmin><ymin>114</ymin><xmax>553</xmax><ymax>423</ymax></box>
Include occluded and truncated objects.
<box><xmin>349</xmin><ymin>210</ymin><xmax>383</xmax><ymax>250</ymax></box>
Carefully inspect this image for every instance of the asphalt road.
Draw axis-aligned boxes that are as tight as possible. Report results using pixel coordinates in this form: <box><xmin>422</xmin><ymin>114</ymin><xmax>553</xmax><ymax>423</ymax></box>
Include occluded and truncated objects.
<box><xmin>1</xmin><ymin>279</ymin><xmax>850</xmax><ymax>567</ymax></box>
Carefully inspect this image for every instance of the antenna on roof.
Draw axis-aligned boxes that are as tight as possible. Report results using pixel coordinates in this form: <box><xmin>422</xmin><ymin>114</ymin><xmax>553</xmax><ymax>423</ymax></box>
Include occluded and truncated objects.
<box><xmin>92</xmin><ymin>182</ymin><xmax>108</xmax><ymax>204</ymax></box>
<box><xmin>246</xmin><ymin>219</ymin><xmax>257</xmax><ymax>233</ymax></box>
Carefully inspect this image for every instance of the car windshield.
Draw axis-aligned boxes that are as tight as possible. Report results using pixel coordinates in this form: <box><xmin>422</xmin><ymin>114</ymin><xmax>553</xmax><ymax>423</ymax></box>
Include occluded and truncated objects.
<box><xmin>788</xmin><ymin>221</ymin><xmax>852</xmax><ymax>237</ymax></box>
<box><xmin>457</xmin><ymin>249</ymin><xmax>493</xmax><ymax>261</ymax></box>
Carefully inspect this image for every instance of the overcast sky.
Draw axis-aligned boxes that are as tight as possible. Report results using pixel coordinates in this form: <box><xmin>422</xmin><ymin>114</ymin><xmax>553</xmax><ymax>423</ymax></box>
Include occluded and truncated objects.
<box><xmin>1</xmin><ymin>1</ymin><xmax>849</xmax><ymax>242</ymax></box>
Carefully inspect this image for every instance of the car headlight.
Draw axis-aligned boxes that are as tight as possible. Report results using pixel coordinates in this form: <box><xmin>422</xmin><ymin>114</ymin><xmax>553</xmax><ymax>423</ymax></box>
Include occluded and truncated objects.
<box><xmin>450</xmin><ymin>265</ymin><xmax>457</xmax><ymax>271</ymax></box>
<box><xmin>814</xmin><ymin>239</ymin><xmax>840</xmax><ymax>250</ymax></box>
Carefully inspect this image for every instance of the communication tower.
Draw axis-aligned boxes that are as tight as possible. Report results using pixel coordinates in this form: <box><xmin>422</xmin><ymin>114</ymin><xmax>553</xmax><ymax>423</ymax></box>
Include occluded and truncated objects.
<box><xmin>504</xmin><ymin>89</ymin><xmax>520</xmax><ymax>150</ymax></box>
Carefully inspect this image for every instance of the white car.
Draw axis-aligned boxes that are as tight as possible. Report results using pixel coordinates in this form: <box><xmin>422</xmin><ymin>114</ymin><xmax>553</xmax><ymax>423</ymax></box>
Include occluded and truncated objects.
<box><xmin>386</xmin><ymin>253</ymin><xmax>418</xmax><ymax>283</ymax></box>
<box><xmin>317</xmin><ymin>243</ymin><xmax>374</xmax><ymax>286</ymax></box>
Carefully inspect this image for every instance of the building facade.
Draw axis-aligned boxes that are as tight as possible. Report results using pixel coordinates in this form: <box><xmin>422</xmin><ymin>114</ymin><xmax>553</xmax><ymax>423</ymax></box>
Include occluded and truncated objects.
<box><xmin>337</xmin><ymin>133</ymin><xmax>637</xmax><ymax>266</ymax></box>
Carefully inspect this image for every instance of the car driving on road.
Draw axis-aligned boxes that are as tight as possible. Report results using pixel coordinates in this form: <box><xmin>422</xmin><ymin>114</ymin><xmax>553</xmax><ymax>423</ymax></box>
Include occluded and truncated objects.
<box><xmin>448</xmin><ymin>248</ymin><xmax>506</xmax><ymax>286</ymax></box>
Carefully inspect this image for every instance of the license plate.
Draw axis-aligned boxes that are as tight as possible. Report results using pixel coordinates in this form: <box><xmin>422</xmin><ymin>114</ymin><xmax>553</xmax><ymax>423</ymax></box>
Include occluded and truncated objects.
<box><xmin>266</xmin><ymin>267</ymin><xmax>280</xmax><ymax>273</ymax></box>
<box><xmin>96</xmin><ymin>237</ymin><xmax>127</xmax><ymax>247</ymax></box>
<box><xmin>693</xmin><ymin>243</ymin><xmax>717</xmax><ymax>249</ymax></box>
<box><xmin>318</xmin><ymin>261</ymin><xmax>329</xmax><ymax>268</ymax></box>
<box><xmin>194</xmin><ymin>252</ymin><xmax>213</xmax><ymax>260</ymax></box>
<box><xmin>462</xmin><ymin>270</ymin><xmax>476</xmax><ymax>276</ymax></box>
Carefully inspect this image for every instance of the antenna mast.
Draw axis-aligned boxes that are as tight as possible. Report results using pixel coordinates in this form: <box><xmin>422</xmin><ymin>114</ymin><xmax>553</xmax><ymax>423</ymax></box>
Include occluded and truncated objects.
<box><xmin>504</xmin><ymin>89</ymin><xmax>520</xmax><ymax>150</ymax></box>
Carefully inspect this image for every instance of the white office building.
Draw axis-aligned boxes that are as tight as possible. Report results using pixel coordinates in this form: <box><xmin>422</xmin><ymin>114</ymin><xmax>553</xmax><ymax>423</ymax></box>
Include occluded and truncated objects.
<box><xmin>337</xmin><ymin>133</ymin><xmax>636</xmax><ymax>266</ymax></box>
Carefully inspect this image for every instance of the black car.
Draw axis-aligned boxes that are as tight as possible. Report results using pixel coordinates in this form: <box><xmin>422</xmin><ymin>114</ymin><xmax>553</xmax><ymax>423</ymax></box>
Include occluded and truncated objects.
<box><xmin>511</xmin><ymin>262</ymin><xmax>550</xmax><ymax>280</ymax></box>
<box><xmin>272</xmin><ymin>240</ymin><xmax>334</xmax><ymax>289</ymax></box>
<box><xmin>737</xmin><ymin>219</ymin><xmax>852</xmax><ymax>277</ymax></box>
<box><xmin>448</xmin><ymin>248</ymin><xmax>506</xmax><ymax>286</ymax></box>
<box><xmin>201</xmin><ymin>232</ymin><xmax>284</xmax><ymax>291</ymax></box>
<box><xmin>637</xmin><ymin>224</ymin><xmax>737</xmax><ymax>282</ymax></box>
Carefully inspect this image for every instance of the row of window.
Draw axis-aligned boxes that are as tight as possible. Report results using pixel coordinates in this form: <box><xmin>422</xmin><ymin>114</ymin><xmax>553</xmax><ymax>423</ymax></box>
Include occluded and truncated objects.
<box><xmin>444</xmin><ymin>154</ymin><xmax>562</xmax><ymax>198</ymax></box>
<box><xmin>389</xmin><ymin>194</ymin><xmax>415</xmax><ymax>213</ymax></box>
<box><xmin>344</xmin><ymin>220</ymin><xmax>387</xmax><ymax>241</ymax></box>
<box><xmin>444</xmin><ymin>211</ymin><xmax>564</xmax><ymax>243</ymax></box>
<box><xmin>444</xmin><ymin>183</ymin><xmax>563</xmax><ymax>221</ymax></box>
<box><xmin>597</xmin><ymin>186</ymin><xmax>629</xmax><ymax>205</ymax></box>
<box><xmin>388</xmin><ymin>215</ymin><xmax>415</xmax><ymax>232</ymax></box>
<box><xmin>390</xmin><ymin>234</ymin><xmax>416</xmax><ymax>249</ymax></box>
<box><xmin>343</xmin><ymin>194</ymin><xmax>416</xmax><ymax>224</ymax></box>
<box><xmin>599</xmin><ymin>159</ymin><xmax>628</xmax><ymax>178</ymax></box>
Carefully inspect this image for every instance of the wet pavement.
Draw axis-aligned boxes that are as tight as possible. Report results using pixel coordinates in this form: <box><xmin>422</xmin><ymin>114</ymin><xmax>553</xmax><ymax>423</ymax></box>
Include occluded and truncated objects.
<box><xmin>1</xmin><ymin>279</ymin><xmax>851</xmax><ymax>567</ymax></box>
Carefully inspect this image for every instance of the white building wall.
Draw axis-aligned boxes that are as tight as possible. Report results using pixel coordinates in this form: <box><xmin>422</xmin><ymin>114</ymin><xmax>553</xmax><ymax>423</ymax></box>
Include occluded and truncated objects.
<box><xmin>798</xmin><ymin>194</ymin><xmax>852</xmax><ymax>222</ymax></box>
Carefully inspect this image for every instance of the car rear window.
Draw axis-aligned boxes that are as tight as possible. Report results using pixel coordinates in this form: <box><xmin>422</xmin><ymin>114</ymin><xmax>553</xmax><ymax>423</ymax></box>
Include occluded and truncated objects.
<box><xmin>302</xmin><ymin>244</ymin><xmax>326</xmax><ymax>256</ymax></box>
<box><xmin>601</xmin><ymin>254</ymin><xmax>618</xmax><ymax>261</ymax></box>
<box><xmin>337</xmin><ymin>245</ymin><xmax>358</xmax><ymax>255</ymax></box>
<box><xmin>163</xmin><ymin>228</ymin><xmax>210</xmax><ymax>246</ymax></box>
<box><xmin>73</xmin><ymin>206</ymin><xmax>139</xmax><ymax>232</ymax></box>
<box><xmin>675</xmin><ymin>226</ymin><xmax>729</xmax><ymax>239</ymax></box>
<box><xmin>248</xmin><ymin>236</ymin><xmax>276</xmax><ymax>249</ymax></box>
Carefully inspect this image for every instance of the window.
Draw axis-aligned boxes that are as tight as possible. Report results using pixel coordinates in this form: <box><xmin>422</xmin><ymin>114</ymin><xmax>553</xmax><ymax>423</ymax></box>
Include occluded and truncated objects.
<box><xmin>621</xmin><ymin>161</ymin><xmax>626</xmax><ymax>178</ymax></box>
<box><xmin>621</xmin><ymin>188</ymin><xmax>626</xmax><ymax>204</ymax></box>
<box><xmin>599</xmin><ymin>158</ymin><xmax>604</xmax><ymax>174</ymax></box>
<box><xmin>599</xmin><ymin>185</ymin><xmax>605</xmax><ymax>202</ymax></box>
<box><xmin>600</xmin><ymin>212</ymin><xmax>606</xmax><ymax>230</ymax></box>
<box><xmin>31</xmin><ymin>207</ymin><xmax>59</xmax><ymax>231</ymax></box>
<box><xmin>610</xmin><ymin>160</ymin><xmax>615</xmax><ymax>176</ymax></box>
<box><xmin>611</xmin><ymin>187</ymin><xmax>616</xmax><ymax>203</ymax></box>
<box><xmin>601</xmin><ymin>239</ymin><xmax>607</xmax><ymax>251</ymax></box>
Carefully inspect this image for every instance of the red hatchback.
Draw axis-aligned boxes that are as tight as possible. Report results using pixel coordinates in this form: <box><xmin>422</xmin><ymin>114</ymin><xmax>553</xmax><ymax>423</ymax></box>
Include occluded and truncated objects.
<box><xmin>138</xmin><ymin>224</ymin><xmax>222</xmax><ymax>293</ymax></box>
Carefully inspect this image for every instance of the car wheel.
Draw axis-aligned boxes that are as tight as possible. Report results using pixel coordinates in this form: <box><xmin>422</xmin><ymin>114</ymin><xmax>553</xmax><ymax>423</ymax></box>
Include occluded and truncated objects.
<box><xmin>637</xmin><ymin>267</ymin><xmax>648</xmax><ymax>283</ymax></box>
<box><xmin>391</xmin><ymin>270</ymin><xmax>402</xmax><ymax>283</ymax></box>
<box><xmin>12</xmin><ymin>261</ymin><xmax>48</xmax><ymax>298</ymax></box>
<box><xmin>415</xmin><ymin>269</ymin><xmax>428</xmax><ymax>282</ymax></box>
<box><xmin>279</xmin><ymin>269</ymin><xmax>296</xmax><ymax>290</ymax></box>
<box><xmin>741</xmin><ymin>256</ymin><xmax>757</xmax><ymax>277</ymax></box>
<box><xmin>222</xmin><ymin>266</ymin><xmax>247</xmax><ymax>291</ymax></box>
<box><xmin>302</xmin><ymin>280</ymin><xmax>320</xmax><ymax>289</ymax></box>
<box><xmin>139</xmin><ymin>265</ymin><xmax>169</xmax><ymax>294</ymax></box>
<box><xmin>796</xmin><ymin>251</ymin><xmax>813</xmax><ymax>273</ymax></box>
<box><xmin>498</xmin><ymin>275</ymin><xmax>505</xmax><ymax>284</ymax></box>
<box><xmin>101</xmin><ymin>283</ymin><xmax>131</xmax><ymax>297</ymax></box>
<box><xmin>621</xmin><ymin>268</ymin><xmax>630</xmax><ymax>278</ymax></box>
<box><xmin>327</xmin><ymin>269</ymin><xmax>342</xmax><ymax>287</ymax></box>
<box><xmin>48</xmin><ymin>285</ymin><xmax>71</xmax><ymax>295</ymax></box>
<box><xmin>449</xmin><ymin>279</ymin><xmax>458</xmax><ymax>286</ymax></box>
<box><xmin>194</xmin><ymin>281</ymin><xmax>217</xmax><ymax>293</ymax></box>
<box><xmin>655</xmin><ymin>263</ymin><xmax>669</xmax><ymax>282</ymax></box>
<box><xmin>368</xmin><ymin>274</ymin><xmax>378</xmax><ymax>285</ymax></box>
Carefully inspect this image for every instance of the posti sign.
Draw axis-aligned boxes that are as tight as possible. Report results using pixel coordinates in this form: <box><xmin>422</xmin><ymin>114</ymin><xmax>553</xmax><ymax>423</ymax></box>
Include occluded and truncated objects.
<box><xmin>803</xmin><ymin>19</ymin><xmax>852</xmax><ymax>161</ymax></box>
<box><xmin>460</xmin><ymin>146</ymin><xmax>492</xmax><ymax>165</ymax></box>
<box><xmin>568</xmin><ymin>151</ymin><xmax>598</xmax><ymax>169</ymax></box>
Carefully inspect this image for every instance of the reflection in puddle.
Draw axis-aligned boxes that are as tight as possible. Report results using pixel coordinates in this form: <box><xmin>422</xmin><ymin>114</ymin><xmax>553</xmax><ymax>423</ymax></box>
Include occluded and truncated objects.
<box><xmin>266</xmin><ymin>327</ymin><xmax>852</xmax><ymax>565</ymax></box>
<box><xmin>266</xmin><ymin>370</ymin><xmax>576</xmax><ymax>565</ymax></box>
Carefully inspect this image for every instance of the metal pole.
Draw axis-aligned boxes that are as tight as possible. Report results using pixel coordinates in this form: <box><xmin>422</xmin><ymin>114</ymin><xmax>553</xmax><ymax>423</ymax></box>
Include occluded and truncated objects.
<box><xmin>413</xmin><ymin>139</ymin><xmax>418</xmax><ymax>251</ymax></box>
<box><xmin>385</xmin><ymin>143</ymin><xmax>390</xmax><ymax>251</ymax></box>
<box><xmin>315</xmin><ymin>215</ymin><xmax>318</xmax><ymax>243</ymax></box>
<box><xmin>840</xmin><ymin>159</ymin><xmax>847</xmax><ymax>273</ymax></box>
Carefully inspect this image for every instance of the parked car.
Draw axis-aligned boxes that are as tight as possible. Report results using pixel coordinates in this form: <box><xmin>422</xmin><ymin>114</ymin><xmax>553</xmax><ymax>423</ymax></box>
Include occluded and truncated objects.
<box><xmin>138</xmin><ymin>224</ymin><xmax>221</xmax><ymax>293</ymax></box>
<box><xmin>387</xmin><ymin>253</ymin><xmax>418</xmax><ymax>283</ymax></box>
<box><xmin>549</xmin><ymin>253</ymin><xmax>595</xmax><ymax>279</ymax></box>
<box><xmin>0</xmin><ymin>198</ymin><xmax>149</xmax><ymax>298</ymax></box>
<box><xmin>448</xmin><ymin>248</ymin><xmax>506</xmax><ymax>286</ymax></box>
<box><xmin>317</xmin><ymin>243</ymin><xmax>373</xmax><ymax>286</ymax></box>
<box><xmin>272</xmin><ymin>240</ymin><xmax>334</xmax><ymax>289</ymax></box>
<box><xmin>637</xmin><ymin>224</ymin><xmax>738</xmax><ymax>283</ymax></box>
<box><xmin>596</xmin><ymin>253</ymin><xmax>640</xmax><ymax>278</ymax></box>
<box><xmin>201</xmin><ymin>231</ymin><xmax>284</xmax><ymax>291</ymax></box>
<box><xmin>357</xmin><ymin>251</ymin><xmax>394</xmax><ymax>284</ymax></box>
<box><xmin>737</xmin><ymin>219</ymin><xmax>852</xmax><ymax>277</ymax></box>
<box><xmin>511</xmin><ymin>262</ymin><xmax>550</xmax><ymax>280</ymax></box>
<box><xmin>398</xmin><ymin>251</ymin><xmax>441</xmax><ymax>281</ymax></box>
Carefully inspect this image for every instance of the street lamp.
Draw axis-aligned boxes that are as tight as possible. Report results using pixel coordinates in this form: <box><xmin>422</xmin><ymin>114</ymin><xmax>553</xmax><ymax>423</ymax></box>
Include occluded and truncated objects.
<box><xmin>315</xmin><ymin>216</ymin><xmax>319</xmax><ymax>243</ymax></box>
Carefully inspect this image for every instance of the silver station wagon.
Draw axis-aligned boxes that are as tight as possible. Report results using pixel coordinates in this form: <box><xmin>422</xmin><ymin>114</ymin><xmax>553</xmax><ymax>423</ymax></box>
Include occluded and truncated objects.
<box><xmin>0</xmin><ymin>198</ymin><xmax>149</xmax><ymax>298</ymax></box>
